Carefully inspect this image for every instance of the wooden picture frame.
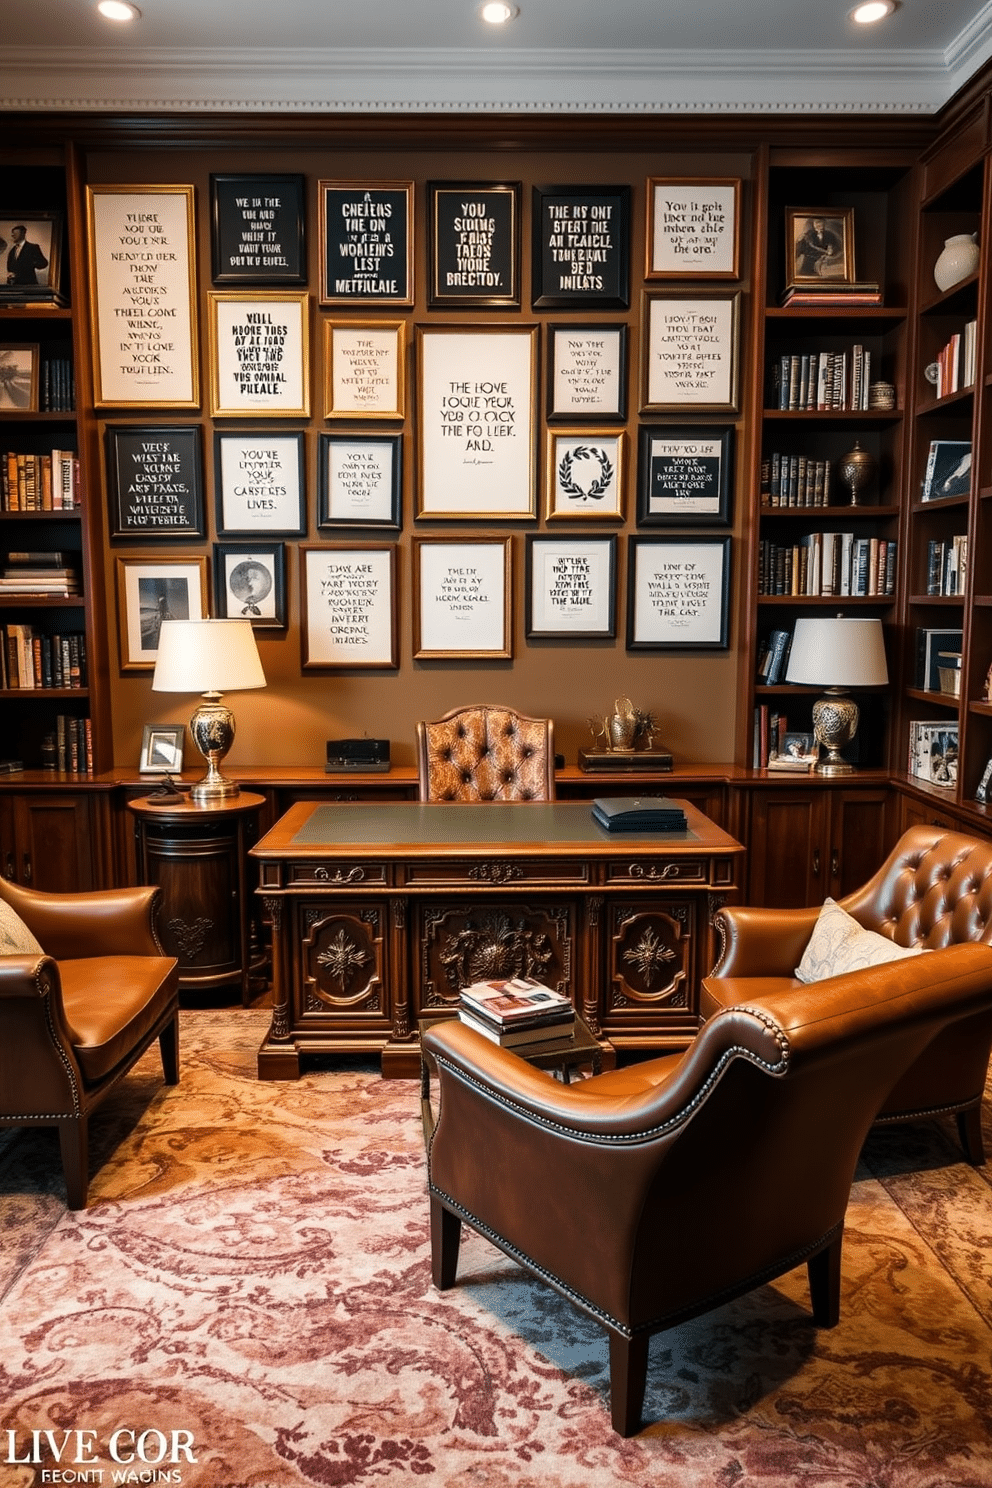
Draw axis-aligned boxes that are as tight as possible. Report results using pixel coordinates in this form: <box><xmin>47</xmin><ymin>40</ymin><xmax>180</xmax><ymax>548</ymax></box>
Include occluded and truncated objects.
<box><xmin>207</xmin><ymin>290</ymin><xmax>309</xmax><ymax>418</ymax></box>
<box><xmin>526</xmin><ymin>534</ymin><xmax>617</xmax><ymax>639</ymax></box>
<box><xmin>105</xmin><ymin>423</ymin><xmax>205</xmax><ymax>538</ymax></box>
<box><xmin>214</xmin><ymin>430</ymin><xmax>306</xmax><ymax>536</ymax></box>
<box><xmin>300</xmin><ymin>543</ymin><xmax>398</xmax><ymax>670</ymax></box>
<box><xmin>785</xmin><ymin>207</ymin><xmax>856</xmax><ymax>288</ymax></box>
<box><xmin>545</xmin><ymin>429</ymin><xmax>625</xmax><ymax>522</ymax></box>
<box><xmin>531</xmin><ymin>184</ymin><xmax>630</xmax><ymax>308</ymax></box>
<box><xmin>642</xmin><ymin>292</ymin><xmax>740</xmax><ymax>413</ymax></box>
<box><xmin>646</xmin><ymin>178</ymin><xmax>741</xmax><ymax>279</ymax></box>
<box><xmin>428</xmin><ymin>182</ymin><xmax>520</xmax><ymax>309</ymax></box>
<box><xmin>139</xmin><ymin>723</ymin><xmax>185</xmax><ymax>774</ymax></box>
<box><xmin>627</xmin><ymin>536</ymin><xmax>731</xmax><ymax>651</ymax></box>
<box><xmin>546</xmin><ymin>323</ymin><xmax>627</xmax><ymax>422</ymax></box>
<box><xmin>318</xmin><ymin>181</ymin><xmax>414</xmax><ymax>307</ymax></box>
<box><xmin>213</xmin><ymin>541</ymin><xmax>287</xmax><ymax>629</ymax></box>
<box><xmin>210</xmin><ymin>173</ymin><xmax>306</xmax><ymax>284</ymax></box>
<box><xmin>323</xmin><ymin>318</ymin><xmax>406</xmax><ymax>420</ymax></box>
<box><xmin>413</xmin><ymin>536</ymin><xmax>512</xmax><ymax>659</ymax></box>
<box><xmin>416</xmin><ymin>323</ymin><xmax>537</xmax><ymax>519</ymax></box>
<box><xmin>317</xmin><ymin>433</ymin><xmax>402</xmax><ymax>529</ymax></box>
<box><xmin>86</xmin><ymin>185</ymin><xmax>199</xmax><ymax>410</ymax></box>
<box><xmin>0</xmin><ymin>210</ymin><xmax>63</xmax><ymax>300</ymax></box>
<box><xmin>636</xmin><ymin>425</ymin><xmax>733</xmax><ymax>527</ymax></box>
<box><xmin>0</xmin><ymin>342</ymin><xmax>39</xmax><ymax>412</ymax></box>
<box><xmin>115</xmin><ymin>553</ymin><xmax>208</xmax><ymax>672</ymax></box>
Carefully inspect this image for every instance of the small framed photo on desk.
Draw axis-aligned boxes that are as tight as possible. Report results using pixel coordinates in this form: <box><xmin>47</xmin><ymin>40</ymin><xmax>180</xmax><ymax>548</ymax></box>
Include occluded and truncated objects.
<box><xmin>139</xmin><ymin>723</ymin><xmax>185</xmax><ymax>774</ymax></box>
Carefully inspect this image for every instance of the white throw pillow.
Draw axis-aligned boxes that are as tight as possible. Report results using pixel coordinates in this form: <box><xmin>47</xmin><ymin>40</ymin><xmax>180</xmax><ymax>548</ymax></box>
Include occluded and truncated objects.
<box><xmin>795</xmin><ymin>897</ymin><xmax>924</xmax><ymax>984</ymax></box>
<box><xmin>0</xmin><ymin>897</ymin><xmax>44</xmax><ymax>957</ymax></box>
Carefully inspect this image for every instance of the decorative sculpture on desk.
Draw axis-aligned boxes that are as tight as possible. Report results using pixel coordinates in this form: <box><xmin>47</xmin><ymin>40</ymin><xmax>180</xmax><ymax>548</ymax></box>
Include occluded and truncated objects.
<box><xmin>588</xmin><ymin>697</ymin><xmax>659</xmax><ymax>753</ymax></box>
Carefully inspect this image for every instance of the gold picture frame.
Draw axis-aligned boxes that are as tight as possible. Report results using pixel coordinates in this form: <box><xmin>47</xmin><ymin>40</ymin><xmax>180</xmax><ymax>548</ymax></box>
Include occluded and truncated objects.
<box><xmin>646</xmin><ymin>177</ymin><xmax>741</xmax><ymax>280</ymax></box>
<box><xmin>413</xmin><ymin>536</ymin><xmax>512</xmax><ymax>659</ymax></box>
<box><xmin>207</xmin><ymin>290</ymin><xmax>310</xmax><ymax>418</ymax></box>
<box><xmin>323</xmin><ymin>318</ymin><xmax>406</xmax><ymax>420</ymax></box>
<box><xmin>115</xmin><ymin>553</ymin><xmax>209</xmax><ymax>672</ymax></box>
<box><xmin>545</xmin><ymin>428</ymin><xmax>625</xmax><ymax>522</ymax></box>
<box><xmin>785</xmin><ymin>207</ymin><xmax>856</xmax><ymax>288</ymax></box>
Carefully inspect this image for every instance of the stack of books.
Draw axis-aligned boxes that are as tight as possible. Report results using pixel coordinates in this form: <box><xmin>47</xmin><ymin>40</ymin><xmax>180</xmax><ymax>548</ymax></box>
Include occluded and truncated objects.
<box><xmin>0</xmin><ymin>552</ymin><xmax>81</xmax><ymax>598</ymax></box>
<box><xmin>779</xmin><ymin>281</ymin><xmax>881</xmax><ymax>308</ymax></box>
<box><xmin>458</xmin><ymin>977</ymin><xmax>575</xmax><ymax>1048</ymax></box>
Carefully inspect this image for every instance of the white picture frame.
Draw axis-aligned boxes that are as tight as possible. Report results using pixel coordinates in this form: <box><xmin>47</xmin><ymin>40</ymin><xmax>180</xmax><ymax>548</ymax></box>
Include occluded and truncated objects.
<box><xmin>208</xmin><ymin>291</ymin><xmax>309</xmax><ymax>417</ymax></box>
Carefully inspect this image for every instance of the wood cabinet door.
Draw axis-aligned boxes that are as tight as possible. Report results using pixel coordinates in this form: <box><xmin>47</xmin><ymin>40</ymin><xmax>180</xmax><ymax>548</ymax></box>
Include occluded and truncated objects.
<box><xmin>826</xmin><ymin>788</ymin><xmax>892</xmax><ymax>900</ymax></box>
<box><xmin>10</xmin><ymin>793</ymin><xmax>99</xmax><ymax>892</ymax></box>
<box><xmin>747</xmin><ymin>790</ymin><xmax>828</xmax><ymax>908</ymax></box>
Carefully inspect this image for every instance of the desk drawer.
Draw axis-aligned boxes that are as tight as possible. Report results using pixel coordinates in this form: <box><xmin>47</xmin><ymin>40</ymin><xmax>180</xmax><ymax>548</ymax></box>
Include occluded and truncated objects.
<box><xmin>288</xmin><ymin>860</ymin><xmax>389</xmax><ymax>887</ymax></box>
<box><xmin>607</xmin><ymin>856</ymin><xmax>707</xmax><ymax>885</ymax></box>
<box><xmin>404</xmin><ymin>857</ymin><xmax>590</xmax><ymax>887</ymax></box>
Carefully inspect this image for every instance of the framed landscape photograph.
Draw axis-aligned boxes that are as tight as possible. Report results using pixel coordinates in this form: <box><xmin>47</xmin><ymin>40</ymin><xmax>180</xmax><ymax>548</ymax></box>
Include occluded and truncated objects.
<box><xmin>642</xmin><ymin>292</ymin><xmax>740</xmax><ymax>412</ymax></box>
<box><xmin>115</xmin><ymin>554</ymin><xmax>208</xmax><ymax>671</ymax></box>
<box><xmin>546</xmin><ymin>430</ymin><xmax>625</xmax><ymax>522</ymax></box>
<box><xmin>531</xmin><ymin>185</ymin><xmax>630</xmax><ymax>308</ymax></box>
<box><xmin>207</xmin><ymin>290</ymin><xmax>309</xmax><ymax>417</ymax></box>
<box><xmin>318</xmin><ymin>433</ymin><xmax>402</xmax><ymax>529</ymax></box>
<box><xmin>526</xmin><ymin>534</ymin><xmax>617</xmax><ymax>639</ymax></box>
<box><xmin>626</xmin><ymin>536</ymin><xmax>731</xmax><ymax>650</ymax></box>
<box><xmin>786</xmin><ymin>207</ymin><xmax>855</xmax><ymax>287</ymax></box>
<box><xmin>0</xmin><ymin>342</ymin><xmax>38</xmax><ymax>411</ymax></box>
<box><xmin>319</xmin><ymin>181</ymin><xmax>414</xmax><ymax>307</ymax></box>
<box><xmin>105</xmin><ymin>424</ymin><xmax>205</xmax><ymax>538</ymax></box>
<box><xmin>323</xmin><ymin>319</ymin><xmax>406</xmax><ymax>420</ymax></box>
<box><xmin>210</xmin><ymin>173</ymin><xmax>306</xmax><ymax>284</ymax></box>
<box><xmin>413</xmin><ymin>536</ymin><xmax>512</xmax><ymax>659</ymax></box>
<box><xmin>0</xmin><ymin>211</ymin><xmax>62</xmax><ymax>299</ymax></box>
<box><xmin>636</xmin><ymin>425</ymin><xmax>733</xmax><ymax>526</ymax></box>
<box><xmin>428</xmin><ymin>182</ymin><xmax>520</xmax><ymax>308</ymax></box>
<box><xmin>546</xmin><ymin>323</ymin><xmax>627</xmax><ymax>422</ymax></box>
<box><xmin>214</xmin><ymin>541</ymin><xmax>286</xmax><ymax>628</ymax></box>
<box><xmin>139</xmin><ymin>723</ymin><xmax>185</xmax><ymax>775</ymax></box>
<box><xmin>214</xmin><ymin>431</ymin><xmax>306</xmax><ymax>536</ymax></box>
<box><xmin>646</xmin><ymin>178</ymin><xmax>740</xmax><ymax>279</ymax></box>
<box><xmin>301</xmin><ymin>543</ymin><xmax>398</xmax><ymax>670</ymax></box>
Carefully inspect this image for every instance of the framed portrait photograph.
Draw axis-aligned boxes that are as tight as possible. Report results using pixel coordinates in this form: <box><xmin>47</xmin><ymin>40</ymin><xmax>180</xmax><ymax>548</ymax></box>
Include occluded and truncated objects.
<box><xmin>526</xmin><ymin>534</ymin><xmax>617</xmax><ymax>640</ymax></box>
<box><xmin>786</xmin><ymin>207</ymin><xmax>856</xmax><ymax>288</ymax></box>
<box><xmin>0</xmin><ymin>342</ymin><xmax>39</xmax><ymax>411</ymax></box>
<box><xmin>105</xmin><ymin>424</ymin><xmax>205</xmax><ymax>538</ymax></box>
<box><xmin>531</xmin><ymin>185</ymin><xmax>630</xmax><ymax>309</ymax></box>
<box><xmin>318</xmin><ymin>433</ymin><xmax>402</xmax><ymax>529</ymax></box>
<box><xmin>319</xmin><ymin>181</ymin><xmax>414</xmax><ymax>307</ymax></box>
<box><xmin>323</xmin><ymin>319</ymin><xmax>406</xmax><ymax>420</ymax></box>
<box><xmin>627</xmin><ymin>536</ymin><xmax>731</xmax><ymax>651</ymax></box>
<box><xmin>86</xmin><ymin>185</ymin><xmax>198</xmax><ymax>410</ymax></box>
<box><xmin>210</xmin><ymin>174</ymin><xmax>306</xmax><ymax>284</ymax></box>
<box><xmin>207</xmin><ymin>290</ymin><xmax>309</xmax><ymax>418</ymax></box>
<box><xmin>0</xmin><ymin>211</ymin><xmax>62</xmax><ymax>300</ymax></box>
<box><xmin>115</xmin><ymin>554</ymin><xmax>208</xmax><ymax>672</ymax></box>
<box><xmin>547</xmin><ymin>323</ymin><xmax>627</xmax><ymax>422</ymax></box>
<box><xmin>214</xmin><ymin>541</ymin><xmax>286</xmax><ymax>629</ymax></box>
<box><xmin>428</xmin><ymin>182</ymin><xmax>520</xmax><ymax>309</ymax></box>
<box><xmin>546</xmin><ymin>430</ymin><xmax>625</xmax><ymax>522</ymax></box>
<box><xmin>413</xmin><ymin>536</ymin><xmax>512</xmax><ymax>659</ymax></box>
<box><xmin>642</xmin><ymin>292</ymin><xmax>740</xmax><ymax>413</ymax></box>
<box><xmin>646</xmin><ymin>178</ymin><xmax>741</xmax><ymax>279</ymax></box>
<box><xmin>636</xmin><ymin>425</ymin><xmax>733</xmax><ymax>527</ymax></box>
<box><xmin>300</xmin><ymin>544</ymin><xmax>398</xmax><ymax>670</ymax></box>
<box><xmin>214</xmin><ymin>431</ymin><xmax>306</xmax><ymax>536</ymax></box>
<box><xmin>139</xmin><ymin>723</ymin><xmax>185</xmax><ymax>775</ymax></box>
<box><xmin>416</xmin><ymin>323</ymin><xmax>537</xmax><ymax>519</ymax></box>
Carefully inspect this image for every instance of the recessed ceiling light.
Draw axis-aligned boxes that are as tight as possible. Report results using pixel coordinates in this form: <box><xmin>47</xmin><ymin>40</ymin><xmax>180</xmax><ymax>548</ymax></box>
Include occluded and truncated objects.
<box><xmin>98</xmin><ymin>1</ymin><xmax>141</xmax><ymax>20</ymax></box>
<box><xmin>850</xmin><ymin>1</ymin><xmax>896</xmax><ymax>23</ymax></box>
<box><xmin>481</xmin><ymin>2</ymin><xmax>519</xmax><ymax>23</ymax></box>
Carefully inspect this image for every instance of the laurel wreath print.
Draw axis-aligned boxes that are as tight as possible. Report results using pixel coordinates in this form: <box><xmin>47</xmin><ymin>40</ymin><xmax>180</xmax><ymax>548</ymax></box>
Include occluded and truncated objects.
<box><xmin>558</xmin><ymin>445</ymin><xmax>614</xmax><ymax>503</ymax></box>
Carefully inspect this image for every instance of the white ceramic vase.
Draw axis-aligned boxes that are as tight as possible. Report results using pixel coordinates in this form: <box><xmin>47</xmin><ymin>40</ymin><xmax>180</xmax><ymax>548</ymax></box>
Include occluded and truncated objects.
<box><xmin>933</xmin><ymin>233</ymin><xmax>980</xmax><ymax>292</ymax></box>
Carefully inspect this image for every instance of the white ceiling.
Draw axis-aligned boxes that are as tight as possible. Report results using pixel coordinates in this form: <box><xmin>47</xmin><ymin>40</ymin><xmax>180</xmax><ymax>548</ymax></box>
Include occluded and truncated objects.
<box><xmin>3</xmin><ymin>0</ymin><xmax>992</xmax><ymax>115</ymax></box>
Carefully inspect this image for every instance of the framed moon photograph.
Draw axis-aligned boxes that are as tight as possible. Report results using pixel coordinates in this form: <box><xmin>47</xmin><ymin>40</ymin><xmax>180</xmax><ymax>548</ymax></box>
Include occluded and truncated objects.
<box><xmin>214</xmin><ymin>541</ymin><xmax>286</xmax><ymax>628</ymax></box>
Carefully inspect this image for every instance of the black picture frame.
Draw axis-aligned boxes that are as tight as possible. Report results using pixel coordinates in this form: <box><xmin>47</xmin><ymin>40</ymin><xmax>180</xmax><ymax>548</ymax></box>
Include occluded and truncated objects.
<box><xmin>526</xmin><ymin>534</ymin><xmax>618</xmax><ymax>640</ymax></box>
<box><xmin>214</xmin><ymin>430</ymin><xmax>306</xmax><ymax>537</ymax></box>
<box><xmin>428</xmin><ymin>182</ymin><xmax>520</xmax><ymax>308</ymax></box>
<box><xmin>210</xmin><ymin>174</ymin><xmax>306</xmax><ymax>284</ymax></box>
<box><xmin>531</xmin><ymin>185</ymin><xmax>630</xmax><ymax>309</ymax></box>
<box><xmin>318</xmin><ymin>181</ymin><xmax>414</xmax><ymax>306</ymax></box>
<box><xmin>317</xmin><ymin>433</ymin><xmax>402</xmax><ymax>529</ymax></box>
<box><xmin>105</xmin><ymin>424</ymin><xmax>205</xmax><ymax>539</ymax></box>
<box><xmin>626</xmin><ymin>536</ymin><xmax>731</xmax><ymax>651</ymax></box>
<box><xmin>546</xmin><ymin>323</ymin><xmax>627</xmax><ymax>423</ymax></box>
<box><xmin>636</xmin><ymin>425</ymin><xmax>733</xmax><ymax>527</ymax></box>
<box><xmin>213</xmin><ymin>541</ymin><xmax>287</xmax><ymax>629</ymax></box>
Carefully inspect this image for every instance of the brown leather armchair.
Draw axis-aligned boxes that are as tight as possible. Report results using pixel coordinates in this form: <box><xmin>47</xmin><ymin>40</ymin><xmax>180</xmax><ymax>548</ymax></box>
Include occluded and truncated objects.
<box><xmin>0</xmin><ymin>875</ymin><xmax>179</xmax><ymax>1209</ymax></box>
<box><xmin>702</xmin><ymin>825</ymin><xmax>992</xmax><ymax>1165</ymax></box>
<box><xmin>416</xmin><ymin>703</ymin><xmax>555</xmax><ymax>801</ymax></box>
<box><xmin>424</xmin><ymin>940</ymin><xmax>992</xmax><ymax>1435</ymax></box>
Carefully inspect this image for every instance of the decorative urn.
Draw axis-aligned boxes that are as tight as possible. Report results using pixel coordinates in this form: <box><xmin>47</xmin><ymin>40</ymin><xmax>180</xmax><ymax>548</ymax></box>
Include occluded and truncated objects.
<box><xmin>933</xmin><ymin>233</ymin><xmax>980</xmax><ymax>292</ymax></box>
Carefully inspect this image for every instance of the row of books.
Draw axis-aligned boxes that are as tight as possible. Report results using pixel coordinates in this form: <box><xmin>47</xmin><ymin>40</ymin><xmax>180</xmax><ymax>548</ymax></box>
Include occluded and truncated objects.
<box><xmin>1</xmin><ymin>625</ymin><xmax>88</xmax><ymax>690</ymax></box>
<box><xmin>925</xmin><ymin>536</ymin><xmax>967</xmax><ymax>597</ymax></box>
<box><xmin>770</xmin><ymin>345</ymin><xmax>873</xmax><ymax>411</ymax></box>
<box><xmin>760</xmin><ymin>452</ymin><xmax>834</xmax><ymax>508</ymax></box>
<box><xmin>756</xmin><ymin>627</ymin><xmax>793</xmax><ymax>685</ymax></box>
<box><xmin>2</xmin><ymin>450</ymin><xmax>81</xmax><ymax>511</ymax></box>
<box><xmin>51</xmin><ymin>713</ymin><xmax>93</xmax><ymax>774</ymax></box>
<box><xmin>758</xmin><ymin>534</ymin><xmax>897</xmax><ymax>597</ymax></box>
<box><xmin>458</xmin><ymin>977</ymin><xmax>574</xmax><ymax>1048</ymax></box>
<box><xmin>930</xmin><ymin>322</ymin><xmax>978</xmax><ymax>401</ymax></box>
<box><xmin>907</xmin><ymin>720</ymin><xmax>958</xmax><ymax>786</ymax></box>
<box><xmin>39</xmin><ymin>348</ymin><xmax>75</xmax><ymax>412</ymax></box>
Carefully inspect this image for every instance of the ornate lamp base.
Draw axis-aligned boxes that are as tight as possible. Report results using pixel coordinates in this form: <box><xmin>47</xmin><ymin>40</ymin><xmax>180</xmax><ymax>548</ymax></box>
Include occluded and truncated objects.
<box><xmin>188</xmin><ymin>692</ymin><xmax>242</xmax><ymax>805</ymax></box>
<box><xmin>812</xmin><ymin>689</ymin><xmax>859</xmax><ymax>775</ymax></box>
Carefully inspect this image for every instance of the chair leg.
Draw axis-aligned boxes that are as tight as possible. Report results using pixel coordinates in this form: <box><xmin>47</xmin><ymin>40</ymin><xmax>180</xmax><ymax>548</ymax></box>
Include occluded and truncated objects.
<box><xmin>608</xmin><ymin>1330</ymin><xmax>648</xmax><ymax>1437</ymax></box>
<box><xmin>807</xmin><ymin>1231</ymin><xmax>842</xmax><ymax>1329</ymax></box>
<box><xmin>956</xmin><ymin>1106</ymin><xmax>985</xmax><ymax>1166</ymax></box>
<box><xmin>430</xmin><ymin>1196</ymin><xmax>462</xmax><ymax>1290</ymax></box>
<box><xmin>159</xmin><ymin>1011</ymin><xmax>180</xmax><ymax>1085</ymax></box>
<box><xmin>58</xmin><ymin>1117</ymin><xmax>89</xmax><ymax>1211</ymax></box>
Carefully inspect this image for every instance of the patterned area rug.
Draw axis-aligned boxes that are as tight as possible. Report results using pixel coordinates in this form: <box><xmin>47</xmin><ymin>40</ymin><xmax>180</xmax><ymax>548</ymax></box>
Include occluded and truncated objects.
<box><xmin>1</xmin><ymin>1009</ymin><xmax>991</xmax><ymax>1488</ymax></box>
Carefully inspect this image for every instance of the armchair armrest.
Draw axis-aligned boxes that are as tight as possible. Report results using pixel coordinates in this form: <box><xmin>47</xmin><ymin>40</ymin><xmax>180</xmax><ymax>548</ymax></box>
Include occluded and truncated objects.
<box><xmin>711</xmin><ymin>903</ymin><xmax>821</xmax><ymax>977</ymax></box>
<box><xmin>0</xmin><ymin>880</ymin><xmax>164</xmax><ymax>961</ymax></box>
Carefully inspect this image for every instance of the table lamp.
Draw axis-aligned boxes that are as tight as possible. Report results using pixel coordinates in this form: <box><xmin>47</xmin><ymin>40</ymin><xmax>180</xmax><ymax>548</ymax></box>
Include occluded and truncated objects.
<box><xmin>784</xmin><ymin>615</ymin><xmax>888</xmax><ymax>775</ymax></box>
<box><xmin>151</xmin><ymin>618</ymin><xmax>266</xmax><ymax>804</ymax></box>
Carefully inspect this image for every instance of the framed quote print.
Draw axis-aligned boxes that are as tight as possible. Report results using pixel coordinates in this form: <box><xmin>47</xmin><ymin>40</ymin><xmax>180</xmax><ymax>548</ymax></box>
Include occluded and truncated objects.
<box><xmin>646</xmin><ymin>178</ymin><xmax>741</xmax><ymax>279</ymax></box>
<box><xmin>214</xmin><ymin>431</ymin><xmax>306</xmax><ymax>536</ymax></box>
<box><xmin>526</xmin><ymin>535</ymin><xmax>617</xmax><ymax>639</ymax></box>
<box><xmin>319</xmin><ymin>181</ymin><xmax>414</xmax><ymax>306</ymax></box>
<box><xmin>547</xmin><ymin>323</ymin><xmax>627</xmax><ymax>422</ymax></box>
<box><xmin>636</xmin><ymin>425</ymin><xmax>733</xmax><ymax>526</ymax></box>
<box><xmin>531</xmin><ymin>185</ymin><xmax>630</xmax><ymax>309</ymax></box>
<box><xmin>301</xmin><ymin>544</ymin><xmax>398</xmax><ymax>670</ymax></box>
<box><xmin>627</xmin><ymin>536</ymin><xmax>730</xmax><ymax>651</ymax></box>
<box><xmin>642</xmin><ymin>292</ymin><xmax>740</xmax><ymax>413</ymax></box>
<box><xmin>86</xmin><ymin>185</ymin><xmax>198</xmax><ymax>410</ymax></box>
<box><xmin>106</xmin><ymin>424</ymin><xmax>205</xmax><ymax>538</ymax></box>
<box><xmin>546</xmin><ymin>430</ymin><xmax>625</xmax><ymax>522</ymax></box>
<box><xmin>323</xmin><ymin>319</ymin><xmax>405</xmax><ymax>420</ymax></box>
<box><xmin>413</xmin><ymin>537</ymin><xmax>512</xmax><ymax>660</ymax></box>
<box><xmin>428</xmin><ymin>182</ymin><xmax>520</xmax><ymax>308</ymax></box>
<box><xmin>210</xmin><ymin>174</ymin><xmax>306</xmax><ymax>284</ymax></box>
<box><xmin>317</xmin><ymin>433</ymin><xmax>402</xmax><ymax>529</ymax></box>
<box><xmin>115</xmin><ymin>554</ymin><xmax>208</xmax><ymax>671</ymax></box>
<box><xmin>214</xmin><ymin>541</ymin><xmax>287</xmax><ymax>628</ymax></box>
<box><xmin>207</xmin><ymin>291</ymin><xmax>309</xmax><ymax>417</ymax></box>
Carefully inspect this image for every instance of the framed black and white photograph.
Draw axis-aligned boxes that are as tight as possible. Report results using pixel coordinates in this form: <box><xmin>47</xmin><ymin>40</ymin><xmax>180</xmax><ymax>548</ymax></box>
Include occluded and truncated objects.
<box><xmin>646</xmin><ymin>178</ymin><xmax>740</xmax><ymax>279</ymax></box>
<box><xmin>428</xmin><ymin>182</ymin><xmax>520</xmax><ymax>309</ymax></box>
<box><xmin>627</xmin><ymin>536</ymin><xmax>731</xmax><ymax>650</ymax></box>
<box><xmin>974</xmin><ymin>755</ymin><xmax>992</xmax><ymax>803</ymax></box>
<box><xmin>642</xmin><ymin>292</ymin><xmax>740</xmax><ymax>412</ymax></box>
<box><xmin>786</xmin><ymin>207</ymin><xmax>856</xmax><ymax>288</ymax></box>
<box><xmin>546</xmin><ymin>323</ymin><xmax>627</xmax><ymax>422</ymax></box>
<box><xmin>0</xmin><ymin>342</ymin><xmax>38</xmax><ymax>411</ymax></box>
<box><xmin>319</xmin><ymin>181</ymin><xmax>414</xmax><ymax>307</ymax></box>
<box><xmin>105</xmin><ymin>424</ymin><xmax>205</xmax><ymax>538</ymax></box>
<box><xmin>416</xmin><ymin>323</ymin><xmax>537</xmax><ymax>519</ymax></box>
<box><xmin>301</xmin><ymin>544</ymin><xmax>398</xmax><ymax>670</ymax></box>
<box><xmin>636</xmin><ymin>425</ymin><xmax>733</xmax><ymax>526</ymax></box>
<box><xmin>323</xmin><ymin>319</ymin><xmax>406</xmax><ymax>420</ymax></box>
<box><xmin>207</xmin><ymin>291</ymin><xmax>309</xmax><ymax>418</ymax></box>
<box><xmin>210</xmin><ymin>174</ymin><xmax>306</xmax><ymax>284</ymax></box>
<box><xmin>115</xmin><ymin>554</ymin><xmax>208</xmax><ymax>672</ymax></box>
<box><xmin>318</xmin><ymin>433</ymin><xmax>402</xmax><ymax>529</ymax></box>
<box><xmin>214</xmin><ymin>431</ymin><xmax>306</xmax><ymax>536</ymax></box>
<box><xmin>922</xmin><ymin>439</ymin><xmax>972</xmax><ymax>502</ymax></box>
<box><xmin>546</xmin><ymin>430</ymin><xmax>625</xmax><ymax>522</ymax></box>
<box><xmin>139</xmin><ymin>723</ymin><xmax>185</xmax><ymax>775</ymax></box>
<box><xmin>531</xmin><ymin>185</ymin><xmax>630</xmax><ymax>308</ymax></box>
<box><xmin>526</xmin><ymin>534</ymin><xmax>617</xmax><ymax>639</ymax></box>
<box><xmin>413</xmin><ymin>537</ymin><xmax>512</xmax><ymax>659</ymax></box>
<box><xmin>214</xmin><ymin>541</ymin><xmax>286</xmax><ymax>629</ymax></box>
<box><xmin>0</xmin><ymin>211</ymin><xmax>62</xmax><ymax>300</ymax></box>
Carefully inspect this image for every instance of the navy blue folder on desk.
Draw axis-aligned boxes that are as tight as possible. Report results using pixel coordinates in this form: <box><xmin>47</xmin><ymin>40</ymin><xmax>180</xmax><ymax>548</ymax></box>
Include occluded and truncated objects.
<box><xmin>591</xmin><ymin>796</ymin><xmax>688</xmax><ymax>832</ymax></box>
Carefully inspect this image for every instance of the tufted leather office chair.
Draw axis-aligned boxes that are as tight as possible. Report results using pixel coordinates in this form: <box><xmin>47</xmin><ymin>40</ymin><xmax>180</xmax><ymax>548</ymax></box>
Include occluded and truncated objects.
<box><xmin>416</xmin><ymin>703</ymin><xmax>555</xmax><ymax>802</ymax></box>
<box><xmin>701</xmin><ymin>825</ymin><xmax>992</xmax><ymax>1164</ymax></box>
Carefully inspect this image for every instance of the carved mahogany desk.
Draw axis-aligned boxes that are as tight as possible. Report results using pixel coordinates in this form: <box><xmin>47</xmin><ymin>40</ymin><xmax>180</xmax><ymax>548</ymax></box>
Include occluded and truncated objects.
<box><xmin>251</xmin><ymin>799</ymin><xmax>744</xmax><ymax>1079</ymax></box>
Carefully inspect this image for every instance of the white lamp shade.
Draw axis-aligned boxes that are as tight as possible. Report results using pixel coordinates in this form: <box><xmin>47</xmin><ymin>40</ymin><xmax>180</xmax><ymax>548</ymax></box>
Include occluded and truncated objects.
<box><xmin>152</xmin><ymin>618</ymin><xmax>266</xmax><ymax>694</ymax></box>
<box><xmin>785</xmin><ymin>616</ymin><xmax>888</xmax><ymax>688</ymax></box>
